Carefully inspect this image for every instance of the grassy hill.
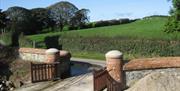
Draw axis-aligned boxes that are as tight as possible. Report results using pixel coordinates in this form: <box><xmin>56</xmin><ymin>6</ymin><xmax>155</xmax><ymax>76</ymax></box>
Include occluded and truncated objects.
<box><xmin>28</xmin><ymin>17</ymin><xmax>180</xmax><ymax>41</ymax></box>
<box><xmin>27</xmin><ymin>17</ymin><xmax>180</xmax><ymax>60</ymax></box>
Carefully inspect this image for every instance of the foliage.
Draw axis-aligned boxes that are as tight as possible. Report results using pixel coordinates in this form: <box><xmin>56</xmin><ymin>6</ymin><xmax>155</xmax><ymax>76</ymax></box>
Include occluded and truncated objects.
<box><xmin>0</xmin><ymin>31</ymin><xmax>12</xmax><ymax>46</ymax></box>
<box><xmin>5</xmin><ymin>6</ymin><xmax>36</xmax><ymax>35</ymax></box>
<box><xmin>48</xmin><ymin>1</ymin><xmax>79</xmax><ymax>31</ymax></box>
<box><xmin>165</xmin><ymin>0</ymin><xmax>180</xmax><ymax>32</ymax></box>
<box><xmin>143</xmin><ymin>15</ymin><xmax>168</xmax><ymax>19</ymax></box>
<box><xmin>0</xmin><ymin>9</ymin><xmax>8</xmax><ymax>29</ymax></box>
<box><xmin>44</xmin><ymin>35</ymin><xmax>62</xmax><ymax>49</ymax></box>
<box><xmin>18</xmin><ymin>33</ymin><xmax>33</xmax><ymax>48</ymax></box>
<box><xmin>61</xmin><ymin>37</ymin><xmax>180</xmax><ymax>58</ymax></box>
<box><xmin>0</xmin><ymin>46</ymin><xmax>18</xmax><ymax>66</ymax></box>
<box><xmin>92</xmin><ymin>18</ymin><xmax>131</xmax><ymax>28</ymax></box>
<box><xmin>28</xmin><ymin>17</ymin><xmax>180</xmax><ymax>41</ymax></box>
<box><xmin>27</xmin><ymin>17</ymin><xmax>180</xmax><ymax>59</ymax></box>
<box><xmin>69</xmin><ymin>9</ymin><xmax>90</xmax><ymax>28</ymax></box>
<box><xmin>30</xmin><ymin>8</ymin><xmax>55</xmax><ymax>33</ymax></box>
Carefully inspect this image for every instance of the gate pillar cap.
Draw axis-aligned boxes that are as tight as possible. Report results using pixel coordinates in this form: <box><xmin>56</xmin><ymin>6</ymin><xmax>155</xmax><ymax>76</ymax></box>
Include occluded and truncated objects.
<box><xmin>60</xmin><ymin>50</ymin><xmax>71</xmax><ymax>58</ymax></box>
<box><xmin>105</xmin><ymin>50</ymin><xmax>123</xmax><ymax>59</ymax></box>
<box><xmin>46</xmin><ymin>48</ymin><xmax>59</xmax><ymax>55</ymax></box>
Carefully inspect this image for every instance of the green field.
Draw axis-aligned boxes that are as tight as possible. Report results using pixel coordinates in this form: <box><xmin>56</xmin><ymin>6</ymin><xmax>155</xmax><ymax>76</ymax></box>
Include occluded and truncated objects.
<box><xmin>28</xmin><ymin>17</ymin><xmax>180</xmax><ymax>41</ymax></box>
<box><xmin>27</xmin><ymin>17</ymin><xmax>180</xmax><ymax>60</ymax></box>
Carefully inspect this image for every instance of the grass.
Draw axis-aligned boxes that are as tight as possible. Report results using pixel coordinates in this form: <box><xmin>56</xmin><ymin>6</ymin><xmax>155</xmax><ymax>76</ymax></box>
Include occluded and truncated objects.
<box><xmin>28</xmin><ymin>17</ymin><xmax>180</xmax><ymax>41</ymax></box>
<box><xmin>27</xmin><ymin>17</ymin><xmax>180</xmax><ymax>60</ymax></box>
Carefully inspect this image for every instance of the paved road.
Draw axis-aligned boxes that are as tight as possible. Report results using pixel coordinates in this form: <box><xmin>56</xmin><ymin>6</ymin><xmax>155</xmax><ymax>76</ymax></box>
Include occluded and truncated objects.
<box><xmin>15</xmin><ymin>58</ymin><xmax>106</xmax><ymax>91</ymax></box>
<box><xmin>71</xmin><ymin>57</ymin><xmax>106</xmax><ymax>67</ymax></box>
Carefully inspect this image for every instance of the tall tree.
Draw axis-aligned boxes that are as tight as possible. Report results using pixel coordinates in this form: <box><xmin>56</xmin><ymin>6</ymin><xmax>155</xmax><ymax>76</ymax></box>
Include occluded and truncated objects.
<box><xmin>165</xmin><ymin>0</ymin><xmax>180</xmax><ymax>32</ymax></box>
<box><xmin>69</xmin><ymin>9</ymin><xmax>90</xmax><ymax>28</ymax></box>
<box><xmin>31</xmin><ymin>8</ymin><xmax>55</xmax><ymax>32</ymax></box>
<box><xmin>0</xmin><ymin>9</ymin><xmax>8</xmax><ymax>30</ymax></box>
<box><xmin>48</xmin><ymin>1</ymin><xmax>78</xmax><ymax>31</ymax></box>
<box><xmin>5</xmin><ymin>6</ymin><xmax>35</xmax><ymax>35</ymax></box>
<box><xmin>5</xmin><ymin>6</ymin><xmax>35</xmax><ymax>47</ymax></box>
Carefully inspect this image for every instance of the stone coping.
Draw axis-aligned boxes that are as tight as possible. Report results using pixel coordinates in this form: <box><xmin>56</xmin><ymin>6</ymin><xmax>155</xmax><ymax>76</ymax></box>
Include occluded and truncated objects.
<box><xmin>19</xmin><ymin>48</ymin><xmax>46</xmax><ymax>55</ymax></box>
<box><xmin>123</xmin><ymin>57</ymin><xmax>180</xmax><ymax>71</ymax></box>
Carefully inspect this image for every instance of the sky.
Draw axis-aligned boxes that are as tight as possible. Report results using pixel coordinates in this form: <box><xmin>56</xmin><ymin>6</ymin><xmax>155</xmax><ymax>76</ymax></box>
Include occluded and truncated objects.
<box><xmin>0</xmin><ymin>0</ymin><xmax>172</xmax><ymax>21</ymax></box>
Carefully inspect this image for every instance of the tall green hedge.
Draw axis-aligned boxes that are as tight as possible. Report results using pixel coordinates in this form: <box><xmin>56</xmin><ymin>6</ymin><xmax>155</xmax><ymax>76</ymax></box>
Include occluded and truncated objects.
<box><xmin>60</xmin><ymin>37</ymin><xmax>180</xmax><ymax>57</ymax></box>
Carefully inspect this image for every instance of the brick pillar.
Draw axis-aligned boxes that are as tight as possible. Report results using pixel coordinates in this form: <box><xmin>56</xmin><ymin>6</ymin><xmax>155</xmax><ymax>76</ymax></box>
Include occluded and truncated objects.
<box><xmin>59</xmin><ymin>50</ymin><xmax>71</xmax><ymax>78</ymax></box>
<box><xmin>45</xmin><ymin>48</ymin><xmax>59</xmax><ymax>79</ymax></box>
<box><xmin>105</xmin><ymin>50</ymin><xmax>124</xmax><ymax>88</ymax></box>
<box><xmin>45</xmin><ymin>48</ymin><xmax>59</xmax><ymax>63</ymax></box>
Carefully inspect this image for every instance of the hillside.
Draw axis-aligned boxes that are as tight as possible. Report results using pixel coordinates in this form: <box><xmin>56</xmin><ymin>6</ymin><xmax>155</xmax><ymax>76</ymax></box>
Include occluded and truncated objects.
<box><xmin>27</xmin><ymin>17</ymin><xmax>180</xmax><ymax>60</ymax></box>
<box><xmin>28</xmin><ymin>17</ymin><xmax>180</xmax><ymax>41</ymax></box>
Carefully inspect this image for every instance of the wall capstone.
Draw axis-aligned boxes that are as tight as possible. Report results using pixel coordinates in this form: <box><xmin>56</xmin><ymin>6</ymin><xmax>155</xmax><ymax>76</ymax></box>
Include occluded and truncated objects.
<box><xmin>45</xmin><ymin>48</ymin><xmax>59</xmax><ymax>63</ymax></box>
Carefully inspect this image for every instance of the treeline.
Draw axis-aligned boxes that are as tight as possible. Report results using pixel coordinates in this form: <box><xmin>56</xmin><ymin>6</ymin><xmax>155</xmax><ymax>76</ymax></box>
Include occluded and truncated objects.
<box><xmin>69</xmin><ymin>18</ymin><xmax>137</xmax><ymax>30</ymax></box>
<box><xmin>0</xmin><ymin>1</ymin><xmax>138</xmax><ymax>35</ymax></box>
<box><xmin>0</xmin><ymin>1</ymin><xmax>90</xmax><ymax>35</ymax></box>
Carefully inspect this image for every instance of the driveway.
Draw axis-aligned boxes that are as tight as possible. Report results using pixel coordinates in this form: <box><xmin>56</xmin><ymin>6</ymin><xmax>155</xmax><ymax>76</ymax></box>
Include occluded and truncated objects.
<box><xmin>15</xmin><ymin>58</ymin><xmax>106</xmax><ymax>91</ymax></box>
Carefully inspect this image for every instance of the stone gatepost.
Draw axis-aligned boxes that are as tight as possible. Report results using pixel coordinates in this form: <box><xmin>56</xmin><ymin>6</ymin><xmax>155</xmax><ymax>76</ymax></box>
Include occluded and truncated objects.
<box><xmin>105</xmin><ymin>50</ymin><xmax>124</xmax><ymax>89</ymax></box>
<box><xmin>59</xmin><ymin>50</ymin><xmax>71</xmax><ymax>78</ymax></box>
<box><xmin>45</xmin><ymin>48</ymin><xmax>59</xmax><ymax>63</ymax></box>
<box><xmin>45</xmin><ymin>48</ymin><xmax>59</xmax><ymax>79</ymax></box>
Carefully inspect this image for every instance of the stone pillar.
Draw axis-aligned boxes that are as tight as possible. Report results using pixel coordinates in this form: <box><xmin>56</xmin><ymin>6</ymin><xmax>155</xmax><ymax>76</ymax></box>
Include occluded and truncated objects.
<box><xmin>59</xmin><ymin>50</ymin><xmax>71</xmax><ymax>78</ymax></box>
<box><xmin>105</xmin><ymin>50</ymin><xmax>124</xmax><ymax>88</ymax></box>
<box><xmin>45</xmin><ymin>48</ymin><xmax>59</xmax><ymax>79</ymax></box>
<box><xmin>45</xmin><ymin>48</ymin><xmax>59</xmax><ymax>63</ymax></box>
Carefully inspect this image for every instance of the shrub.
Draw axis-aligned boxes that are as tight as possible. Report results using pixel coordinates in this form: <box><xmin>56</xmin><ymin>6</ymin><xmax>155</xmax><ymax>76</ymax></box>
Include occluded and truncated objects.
<box><xmin>0</xmin><ymin>31</ymin><xmax>12</xmax><ymax>46</ymax></box>
<box><xmin>80</xmin><ymin>23</ymin><xmax>93</xmax><ymax>29</ymax></box>
<box><xmin>19</xmin><ymin>34</ymin><xmax>33</xmax><ymax>48</ymax></box>
<box><xmin>44</xmin><ymin>35</ymin><xmax>62</xmax><ymax>49</ymax></box>
<box><xmin>108</xmin><ymin>19</ymin><xmax>120</xmax><ymax>25</ymax></box>
<box><xmin>119</xmin><ymin>18</ymin><xmax>130</xmax><ymax>24</ymax></box>
<box><xmin>94</xmin><ymin>20</ymin><xmax>110</xmax><ymax>27</ymax></box>
<box><xmin>60</xmin><ymin>36</ymin><xmax>180</xmax><ymax>57</ymax></box>
<box><xmin>69</xmin><ymin>26</ymin><xmax>78</xmax><ymax>30</ymax></box>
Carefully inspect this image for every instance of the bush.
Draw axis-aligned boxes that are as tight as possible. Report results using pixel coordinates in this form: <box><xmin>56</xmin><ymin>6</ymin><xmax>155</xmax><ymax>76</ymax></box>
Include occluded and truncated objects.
<box><xmin>60</xmin><ymin>36</ymin><xmax>180</xmax><ymax>57</ymax></box>
<box><xmin>0</xmin><ymin>46</ymin><xmax>18</xmax><ymax>66</ymax></box>
<box><xmin>19</xmin><ymin>34</ymin><xmax>33</xmax><ymax>48</ymax></box>
<box><xmin>94</xmin><ymin>20</ymin><xmax>110</xmax><ymax>27</ymax></box>
<box><xmin>0</xmin><ymin>32</ymin><xmax>12</xmax><ymax>46</ymax></box>
<box><xmin>80</xmin><ymin>23</ymin><xmax>93</xmax><ymax>29</ymax></box>
<box><xmin>69</xmin><ymin>26</ymin><xmax>78</xmax><ymax>30</ymax></box>
<box><xmin>108</xmin><ymin>19</ymin><xmax>120</xmax><ymax>25</ymax></box>
<box><xmin>119</xmin><ymin>18</ymin><xmax>130</xmax><ymax>24</ymax></box>
<box><xmin>44</xmin><ymin>35</ymin><xmax>62</xmax><ymax>49</ymax></box>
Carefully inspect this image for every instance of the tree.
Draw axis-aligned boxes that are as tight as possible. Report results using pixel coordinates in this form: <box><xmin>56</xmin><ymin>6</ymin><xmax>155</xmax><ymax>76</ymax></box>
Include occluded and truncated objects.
<box><xmin>48</xmin><ymin>1</ymin><xmax>78</xmax><ymax>31</ymax></box>
<box><xmin>165</xmin><ymin>0</ymin><xmax>180</xmax><ymax>32</ymax></box>
<box><xmin>0</xmin><ymin>9</ymin><xmax>8</xmax><ymax>30</ymax></box>
<box><xmin>5</xmin><ymin>6</ymin><xmax>35</xmax><ymax>47</ymax></box>
<box><xmin>69</xmin><ymin>9</ymin><xmax>90</xmax><ymax>28</ymax></box>
<box><xmin>5</xmin><ymin>6</ymin><xmax>35</xmax><ymax>35</ymax></box>
<box><xmin>31</xmin><ymin>8</ymin><xmax>55</xmax><ymax>32</ymax></box>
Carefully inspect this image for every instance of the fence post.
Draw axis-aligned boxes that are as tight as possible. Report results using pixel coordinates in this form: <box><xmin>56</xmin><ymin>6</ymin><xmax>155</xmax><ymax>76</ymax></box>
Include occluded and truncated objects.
<box><xmin>105</xmin><ymin>50</ymin><xmax>124</xmax><ymax>90</ymax></box>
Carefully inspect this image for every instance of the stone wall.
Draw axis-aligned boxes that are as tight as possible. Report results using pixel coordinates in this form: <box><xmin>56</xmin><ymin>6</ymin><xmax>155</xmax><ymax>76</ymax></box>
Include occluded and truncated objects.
<box><xmin>123</xmin><ymin>57</ymin><xmax>180</xmax><ymax>87</ymax></box>
<box><xmin>18</xmin><ymin>48</ymin><xmax>71</xmax><ymax>78</ymax></box>
<box><xmin>19</xmin><ymin>48</ymin><xmax>46</xmax><ymax>62</ymax></box>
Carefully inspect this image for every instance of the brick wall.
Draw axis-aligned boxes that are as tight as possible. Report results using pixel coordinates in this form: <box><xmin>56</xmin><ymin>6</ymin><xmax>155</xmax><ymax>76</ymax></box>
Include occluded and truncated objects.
<box><xmin>19</xmin><ymin>48</ymin><xmax>46</xmax><ymax>62</ymax></box>
<box><xmin>18</xmin><ymin>48</ymin><xmax>71</xmax><ymax>78</ymax></box>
